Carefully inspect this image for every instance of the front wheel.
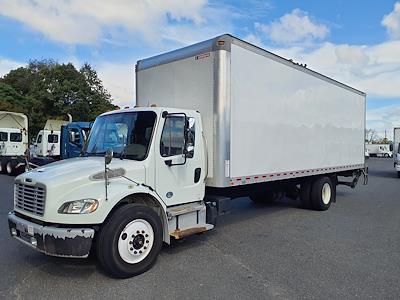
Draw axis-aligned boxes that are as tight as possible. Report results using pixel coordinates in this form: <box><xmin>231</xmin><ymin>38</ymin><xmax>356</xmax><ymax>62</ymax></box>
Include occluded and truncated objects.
<box><xmin>384</xmin><ymin>153</ymin><xmax>389</xmax><ymax>158</ymax></box>
<box><xmin>96</xmin><ymin>203</ymin><xmax>163</xmax><ymax>278</ymax></box>
<box><xmin>397</xmin><ymin>171</ymin><xmax>400</xmax><ymax>178</ymax></box>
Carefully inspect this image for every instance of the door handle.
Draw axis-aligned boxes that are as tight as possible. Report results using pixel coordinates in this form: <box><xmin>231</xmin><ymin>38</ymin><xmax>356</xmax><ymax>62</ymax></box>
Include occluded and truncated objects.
<box><xmin>194</xmin><ymin>168</ymin><xmax>201</xmax><ymax>183</ymax></box>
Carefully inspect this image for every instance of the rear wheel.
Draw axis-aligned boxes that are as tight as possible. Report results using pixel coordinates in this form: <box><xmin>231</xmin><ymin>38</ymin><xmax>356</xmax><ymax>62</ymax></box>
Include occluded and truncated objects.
<box><xmin>96</xmin><ymin>203</ymin><xmax>163</xmax><ymax>278</ymax></box>
<box><xmin>310</xmin><ymin>176</ymin><xmax>335</xmax><ymax>211</ymax></box>
<box><xmin>397</xmin><ymin>171</ymin><xmax>400</xmax><ymax>178</ymax></box>
<box><xmin>384</xmin><ymin>153</ymin><xmax>389</xmax><ymax>158</ymax></box>
<box><xmin>0</xmin><ymin>158</ymin><xmax>8</xmax><ymax>174</ymax></box>
<box><xmin>6</xmin><ymin>160</ymin><xmax>17</xmax><ymax>176</ymax></box>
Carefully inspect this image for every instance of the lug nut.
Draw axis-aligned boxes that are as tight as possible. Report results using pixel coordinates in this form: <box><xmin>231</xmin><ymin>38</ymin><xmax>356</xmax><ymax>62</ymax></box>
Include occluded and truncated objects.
<box><xmin>145</xmin><ymin>234</ymin><xmax>149</xmax><ymax>237</ymax></box>
<box><xmin>134</xmin><ymin>251</ymin><xmax>137</xmax><ymax>254</ymax></box>
<box><xmin>144</xmin><ymin>246</ymin><xmax>147</xmax><ymax>250</ymax></box>
<box><xmin>130</xmin><ymin>247</ymin><xmax>133</xmax><ymax>251</ymax></box>
<box><xmin>121</xmin><ymin>233</ymin><xmax>127</xmax><ymax>240</ymax></box>
<box><xmin>142</xmin><ymin>230</ymin><xmax>145</xmax><ymax>234</ymax></box>
<box><xmin>137</xmin><ymin>230</ymin><xmax>140</xmax><ymax>234</ymax></box>
<box><xmin>132</xmin><ymin>234</ymin><xmax>135</xmax><ymax>238</ymax></box>
<box><xmin>139</xmin><ymin>250</ymin><xmax>142</xmax><ymax>254</ymax></box>
<box><xmin>129</xmin><ymin>241</ymin><xmax>133</xmax><ymax>244</ymax></box>
<box><xmin>146</xmin><ymin>240</ymin><xmax>149</xmax><ymax>243</ymax></box>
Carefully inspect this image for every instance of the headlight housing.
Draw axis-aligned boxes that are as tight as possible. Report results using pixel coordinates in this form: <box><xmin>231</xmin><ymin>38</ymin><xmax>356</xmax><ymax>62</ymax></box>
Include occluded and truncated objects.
<box><xmin>58</xmin><ymin>199</ymin><xmax>99</xmax><ymax>214</ymax></box>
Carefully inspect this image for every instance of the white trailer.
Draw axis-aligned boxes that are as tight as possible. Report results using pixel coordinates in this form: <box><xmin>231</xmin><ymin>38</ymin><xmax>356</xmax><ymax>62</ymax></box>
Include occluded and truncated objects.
<box><xmin>393</xmin><ymin>127</ymin><xmax>400</xmax><ymax>177</ymax></box>
<box><xmin>0</xmin><ymin>111</ymin><xmax>28</xmax><ymax>174</ymax></box>
<box><xmin>365</xmin><ymin>143</ymin><xmax>392</xmax><ymax>158</ymax></box>
<box><xmin>8</xmin><ymin>35</ymin><xmax>367</xmax><ymax>278</ymax></box>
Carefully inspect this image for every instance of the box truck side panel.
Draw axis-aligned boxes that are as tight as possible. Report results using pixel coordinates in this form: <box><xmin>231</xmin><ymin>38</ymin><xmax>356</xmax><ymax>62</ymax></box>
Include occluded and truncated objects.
<box><xmin>137</xmin><ymin>52</ymin><xmax>215</xmax><ymax>178</ymax></box>
<box><xmin>230</xmin><ymin>44</ymin><xmax>365</xmax><ymax>178</ymax></box>
<box><xmin>394</xmin><ymin>128</ymin><xmax>400</xmax><ymax>155</ymax></box>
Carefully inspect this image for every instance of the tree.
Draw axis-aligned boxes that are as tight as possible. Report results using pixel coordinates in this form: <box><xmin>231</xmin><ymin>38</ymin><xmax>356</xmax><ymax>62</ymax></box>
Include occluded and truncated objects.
<box><xmin>0</xmin><ymin>60</ymin><xmax>117</xmax><ymax>138</ymax></box>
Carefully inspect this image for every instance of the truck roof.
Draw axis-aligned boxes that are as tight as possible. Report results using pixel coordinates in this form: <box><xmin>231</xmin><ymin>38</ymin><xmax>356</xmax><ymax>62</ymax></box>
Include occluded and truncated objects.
<box><xmin>0</xmin><ymin>111</ymin><xmax>28</xmax><ymax>130</ymax></box>
<box><xmin>100</xmin><ymin>106</ymin><xmax>199</xmax><ymax>117</ymax></box>
<box><xmin>136</xmin><ymin>34</ymin><xmax>365</xmax><ymax>97</ymax></box>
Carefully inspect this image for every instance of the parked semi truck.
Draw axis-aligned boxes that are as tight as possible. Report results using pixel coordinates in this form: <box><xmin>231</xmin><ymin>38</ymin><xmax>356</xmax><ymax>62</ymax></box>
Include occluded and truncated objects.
<box><xmin>393</xmin><ymin>127</ymin><xmax>400</xmax><ymax>177</ymax></box>
<box><xmin>0</xmin><ymin>111</ymin><xmax>29</xmax><ymax>174</ymax></box>
<box><xmin>8</xmin><ymin>35</ymin><xmax>367</xmax><ymax>278</ymax></box>
<box><xmin>1</xmin><ymin>112</ymin><xmax>91</xmax><ymax>175</ymax></box>
<box><xmin>365</xmin><ymin>143</ymin><xmax>392</xmax><ymax>158</ymax></box>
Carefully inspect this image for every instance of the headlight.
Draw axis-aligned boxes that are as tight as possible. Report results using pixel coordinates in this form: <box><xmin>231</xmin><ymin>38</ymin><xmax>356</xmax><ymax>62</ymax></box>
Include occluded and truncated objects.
<box><xmin>58</xmin><ymin>199</ymin><xmax>99</xmax><ymax>214</ymax></box>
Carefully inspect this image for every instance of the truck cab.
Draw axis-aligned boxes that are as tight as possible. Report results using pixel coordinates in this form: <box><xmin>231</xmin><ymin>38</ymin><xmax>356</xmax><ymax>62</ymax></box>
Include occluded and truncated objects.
<box><xmin>33</xmin><ymin>130</ymin><xmax>61</xmax><ymax>157</ymax></box>
<box><xmin>8</xmin><ymin>107</ymin><xmax>208</xmax><ymax>278</ymax></box>
<box><xmin>0</xmin><ymin>128</ymin><xmax>24</xmax><ymax>156</ymax></box>
<box><xmin>60</xmin><ymin>122</ymin><xmax>91</xmax><ymax>159</ymax></box>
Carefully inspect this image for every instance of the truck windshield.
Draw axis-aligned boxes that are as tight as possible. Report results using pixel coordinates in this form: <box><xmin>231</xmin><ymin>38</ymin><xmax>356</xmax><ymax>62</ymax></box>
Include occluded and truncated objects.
<box><xmin>84</xmin><ymin>111</ymin><xmax>157</xmax><ymax>160</ymax></box>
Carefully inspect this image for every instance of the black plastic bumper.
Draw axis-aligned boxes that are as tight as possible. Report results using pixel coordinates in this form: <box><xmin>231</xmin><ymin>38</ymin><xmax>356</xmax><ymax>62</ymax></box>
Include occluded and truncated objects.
<box><xmin>8</xmin><ymin>212</ymin><xmax>94</xmax><ymax>258</ymax></box>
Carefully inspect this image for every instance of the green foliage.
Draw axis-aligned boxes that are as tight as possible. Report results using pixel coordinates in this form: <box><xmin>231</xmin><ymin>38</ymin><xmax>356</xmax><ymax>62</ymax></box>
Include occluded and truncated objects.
<box><xmin>0</xmin><ymin>60</ymin><xmax>118</xmax><ymax>138</ymax></box>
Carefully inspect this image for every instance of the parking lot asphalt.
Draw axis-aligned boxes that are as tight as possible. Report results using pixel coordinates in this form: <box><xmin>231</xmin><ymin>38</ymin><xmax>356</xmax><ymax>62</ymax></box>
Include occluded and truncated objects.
<box><xmin>0</xmin><ymin>158</ymin><xmax>399</xmax><ymax>299</ymax></box>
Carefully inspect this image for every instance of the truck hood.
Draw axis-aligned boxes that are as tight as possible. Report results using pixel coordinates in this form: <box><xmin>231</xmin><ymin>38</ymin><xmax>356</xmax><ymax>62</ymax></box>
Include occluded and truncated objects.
<box><xmin>18</xmin><ymin>156</ymin><xmax>145</xmax><ymax>185</ymax></box>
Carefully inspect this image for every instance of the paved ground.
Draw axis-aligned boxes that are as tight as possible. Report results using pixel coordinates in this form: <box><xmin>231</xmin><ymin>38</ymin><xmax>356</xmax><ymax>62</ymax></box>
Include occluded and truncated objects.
<box><xmin>0</xmin><ymin>158</ymin><xmax>399</xmax><ymax>299</ymax></box>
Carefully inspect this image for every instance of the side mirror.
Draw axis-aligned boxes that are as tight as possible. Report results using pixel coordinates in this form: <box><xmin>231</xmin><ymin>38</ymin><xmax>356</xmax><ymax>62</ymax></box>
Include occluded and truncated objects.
<box><xmin>69</xmin><ymin>131</ymin><xmax>76</xmax><ymax>143</ymax></box>
<box><xmin>105</xmin><ymin>148</ymin><xmax>113</xmax><ymax>165</ymax></box>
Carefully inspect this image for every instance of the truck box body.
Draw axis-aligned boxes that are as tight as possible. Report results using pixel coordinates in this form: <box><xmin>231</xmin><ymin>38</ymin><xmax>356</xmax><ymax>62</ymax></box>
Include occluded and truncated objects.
<box><xmin>136</xmin><ymin>34</ymin><xmax>366</xmax><ymax>188</ymax></box>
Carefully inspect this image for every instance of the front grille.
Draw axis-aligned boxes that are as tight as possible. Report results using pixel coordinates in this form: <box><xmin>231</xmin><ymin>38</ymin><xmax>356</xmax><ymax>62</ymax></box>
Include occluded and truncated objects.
<box><xmin>15</xmin><ymin>183</ymin><xmax>46</xmax><ymax>216</ymax></box>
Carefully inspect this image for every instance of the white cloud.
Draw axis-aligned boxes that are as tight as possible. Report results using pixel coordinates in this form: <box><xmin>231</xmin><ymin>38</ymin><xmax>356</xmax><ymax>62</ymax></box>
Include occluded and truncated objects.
<box><xmin>0</xmin><ymin>0</ymin><xmax>207</xmax><ymax>45</ymax></box>
<box><xmin>269</xmin><ymin>40</ymin><xmax>400</xmax><ymax>98</ymax></box>
<box><xmin>382</xmin><ymin>2</ymin><xmax>400</xmax><ymax>39</ymax></box>
<box><xmin>0</xmin><ymin>58</ymin><xmax>25</xmax><ymax>77</ymax></box>
<box><xmin>255</xmin><ymin>9</ymin><xmax>329</xmax><ymax>45</ymax></box>
<box><xmin>366</xmin><ymin>105</ymin><xmax>400</xmax><ymax>140</ymax></box>
<box><xmin>96</xmin><ymin>62</ymin><xmax>136</xmax><ymax>108</ymax></box>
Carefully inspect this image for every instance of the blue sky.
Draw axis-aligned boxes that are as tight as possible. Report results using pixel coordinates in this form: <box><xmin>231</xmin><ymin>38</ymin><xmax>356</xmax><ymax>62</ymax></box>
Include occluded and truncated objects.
<box><xmin>0</xmin><ymin>0</ymin><xmax>400</xmax><ymax>139</ymax></box>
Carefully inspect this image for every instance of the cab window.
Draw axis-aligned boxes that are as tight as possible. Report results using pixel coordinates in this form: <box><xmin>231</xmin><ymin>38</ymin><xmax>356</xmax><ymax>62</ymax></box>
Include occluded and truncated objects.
<box><xmin>0</xmin><ymin>132</ymin><xmax>7</xmax><ymax>142</ymax></box>
<box><xmin>37</xmin><ymin>134</ymin><xmax>42</xmax><ymax>144</ymax></box>
<box><xmin>10</xmin><ymin>133</ymin><xmax>22</xmax><ymax>142</ymax></box>
<box><xmin>160</xmin><ymin>116</ymin><xmax>185</xmax><ymax>157</ymax></box>
<box><xmin>48</xmin><ymin>134</ymin><xmax>58</xmax><ymax>143</ymax></box>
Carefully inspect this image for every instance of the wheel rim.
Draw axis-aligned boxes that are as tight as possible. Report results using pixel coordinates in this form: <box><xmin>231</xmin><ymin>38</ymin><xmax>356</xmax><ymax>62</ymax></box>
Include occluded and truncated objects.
<box><xmin>321</xmin><ymin>182</ymin><xmax>331</xmax><ymax>205</ymax></box>
<box><xmin>6</xmin><ymin>162</ymin><xmax>12</xmax><ymax>174</ymax></box>
<box><xmin>118</xmin><ymin>219</ymin><xmax>154</xmax><ymax>264</ymax></box>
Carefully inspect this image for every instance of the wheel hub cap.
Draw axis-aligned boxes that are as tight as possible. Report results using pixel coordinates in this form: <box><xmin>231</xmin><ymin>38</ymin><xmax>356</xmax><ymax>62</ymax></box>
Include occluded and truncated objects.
<box><xmin>322</xmin><ymin>182</ymin><xmax>331</xmax><ymax>205</ymax></box>
<box><xmin>118</xmin><ymin>219</ymin><xmax>154</xmax><ymax>264</ymax></box>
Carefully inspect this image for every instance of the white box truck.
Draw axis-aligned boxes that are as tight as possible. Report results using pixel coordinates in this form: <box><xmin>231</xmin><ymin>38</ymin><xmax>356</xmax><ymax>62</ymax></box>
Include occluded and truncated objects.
<box><xmin>365</xmin><ymin>143</ymin><xmax>392</xmax><ymax>158</ymax></box>
<box><xmin>393</xmin><ymin>127</ymin><xmax>400</xmax><ymax>177</ymax></box>
<box><xmin>8</xmin><ymin>35</ymin><xmax>367</xmax><ymax>278</ymax></box>
<box><xmin>0</xmin><ymin>111</ymin><xmax>29</xmax><ymax>174</ymax></box>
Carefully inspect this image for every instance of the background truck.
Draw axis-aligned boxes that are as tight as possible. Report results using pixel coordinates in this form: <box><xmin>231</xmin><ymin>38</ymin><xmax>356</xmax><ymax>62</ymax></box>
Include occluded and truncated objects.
<box><xmin>365</xmin><ymin>143</ymin><xmax>392</xmax><ymax>158</ymax></box>
<box><xmin>8</xmin><ymin>34</ymin><xmax>367</xmax><ymax>278</ymax></box>
<box><xmin>27</xmin><ymin>121</ymin><xmax>92</xmax><ymax>170</ymax></box>
<box><xmin>393</xmin><ymin>127</ymin><xmax>400</xmax><ymax>177</ymax></box>
<box><xmin>0</xmin><ymin>111</ymin><xmax>29</xmax><ymax>174</ymax></box>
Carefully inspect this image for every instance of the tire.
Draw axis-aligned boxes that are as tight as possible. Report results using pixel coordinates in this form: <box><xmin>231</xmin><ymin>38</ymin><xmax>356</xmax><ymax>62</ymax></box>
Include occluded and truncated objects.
<box><xmin>384</xmin><ymin>153</ymin><xmax>389</xmax><ymax>158</ymax></box>
<box><xmin>397</xmin><ymin>171</ymin><xmax>400</xmax><ymax>178</ymax></box>
<box><xmin>300</xmin><ymin>181</ymin><xmax>313</xmax><ymax>209</ymax></box>
<box><xmin>96</xmin><ymin>203</ymin><xmax>163</xmax><ymax>278</ymax></box>
<box><xmin>0</xmin><ymin>158</ymin><xmax>8</xmax><ymax>174</ymax></box>
<box><xmin>310</xmin><ymin>176</ymin><xmax>335</xmax><ymax>211</ymax></box>
<box><xmin>6</xmin><ymin>160</ymin><xmax>18</xmax><ymax>176</ymax></box>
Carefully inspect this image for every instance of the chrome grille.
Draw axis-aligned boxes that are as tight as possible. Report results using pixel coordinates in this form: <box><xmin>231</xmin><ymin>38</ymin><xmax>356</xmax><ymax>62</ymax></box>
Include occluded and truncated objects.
<box><xmin>15</xmin><ymin>182</ymin><xmax>46</xmax><ymax>216</ymax></box>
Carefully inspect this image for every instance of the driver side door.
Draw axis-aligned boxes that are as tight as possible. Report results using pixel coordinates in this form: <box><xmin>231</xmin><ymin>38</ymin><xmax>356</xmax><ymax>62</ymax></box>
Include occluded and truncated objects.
<box><xmin>155</xmin><ymin>113</ymin><xmax>205</xmax><ymax>206</ymax></box>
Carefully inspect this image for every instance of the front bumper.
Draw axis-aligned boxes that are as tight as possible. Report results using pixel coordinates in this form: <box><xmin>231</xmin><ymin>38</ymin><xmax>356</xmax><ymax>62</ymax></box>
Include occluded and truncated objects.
<box><xmin>8</xmin><ymin>212</ymin><xmax>95</xmax><ymax>258</ymax></box>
